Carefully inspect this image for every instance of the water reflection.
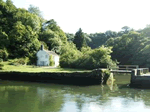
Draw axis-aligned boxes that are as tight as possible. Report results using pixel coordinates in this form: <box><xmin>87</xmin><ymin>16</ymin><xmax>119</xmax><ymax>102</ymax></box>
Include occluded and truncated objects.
<box><xmin>0</xmin><ymin>75</ymin><xmax>150</xmax><ymax>112</ymax></box>
<box><xmin>37</xmin><ymin>87</ymin><xmax>64</xmax><ymax>112</ymax></box>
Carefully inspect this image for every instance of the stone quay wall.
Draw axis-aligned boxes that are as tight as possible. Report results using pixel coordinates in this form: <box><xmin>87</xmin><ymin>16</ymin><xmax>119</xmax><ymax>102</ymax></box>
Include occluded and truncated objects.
<box><xmin>0</xmin><ymin>69</ymin><xmax>110</xmax><ymax>85</ymax></box>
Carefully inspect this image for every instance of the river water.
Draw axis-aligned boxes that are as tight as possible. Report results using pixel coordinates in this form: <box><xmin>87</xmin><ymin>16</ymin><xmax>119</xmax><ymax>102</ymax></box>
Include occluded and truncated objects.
<box><xmin>0</xmin><ymin>74</ymin><xmax>150</xmax><ymax>112</ymax></box>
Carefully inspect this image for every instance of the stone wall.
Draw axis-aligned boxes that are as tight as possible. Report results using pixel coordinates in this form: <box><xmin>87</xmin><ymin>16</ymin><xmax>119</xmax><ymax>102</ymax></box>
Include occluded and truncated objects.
<box><xmin>0</xmin><ymin>69</ymin><xmax>110</xmax><ymax>85</ymax></box>
<box><xmin>130</xmin><ymin>69</ymin><xmax>150</xmax><ymax>88</ymax></box>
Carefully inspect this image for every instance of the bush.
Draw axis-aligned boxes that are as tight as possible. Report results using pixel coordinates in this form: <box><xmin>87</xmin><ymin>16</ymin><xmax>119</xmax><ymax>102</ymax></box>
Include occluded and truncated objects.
<box><xmin>0</xmin><ymin>49</ymin><xmax>9</xmax><ymax>61</ymax></box>
<box><xmin>0</xmin><ymin>63</ymin><xmax>4</xmax><ymax>70</ymax></box>
<box><xmin>28</xmin><ymin>53</ymin><xmax>37</xmax><ymax>65</ymax></box>
<box><xmin>0</xmin><ymin>58</ymin><xmax>3</xmax><ymax>62</ymax></box>
<box><xmin>60</xmin><ymin>46</ymin><xmax>81</xmax><ymax>68</ymax></box>
<box><xmin>49</xmin><ymin>55</ymin><xmax>55</xmax><ymax>66</ymax></box>
<box><xmin>9</xmin><ymin>57</ymin><xmax>29</xmax><ymax>65</ymax></box>
<box><xmin>60</xmin><ymin>46</ymin><xmax>117</xmax><ymax>70</ymax></box>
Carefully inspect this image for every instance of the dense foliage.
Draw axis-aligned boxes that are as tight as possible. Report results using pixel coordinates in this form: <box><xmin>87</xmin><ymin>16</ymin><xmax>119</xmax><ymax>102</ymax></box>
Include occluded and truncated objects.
<box><xmin>3</xmin><ymin>0</ymin><xmax>150</xmax><ymax>69</ymax></box>
<box><xmin>105</xmin><ymin>30</ymin><xmax>150</xmax><ymax>68</ymax></box>
<box><xmin>0</xmin><ymin>0</ymin><xmax>67</xmax><ymax>64</ymax></box>
<box><xmin>60</xmin><ymin>45</ymin><xmax>116</xmax><ymax>69</ymax></box>
<box><xmin>73</xmin><ymin>28</ymin><xmax>87</xmax><ymax>50</ymax></box>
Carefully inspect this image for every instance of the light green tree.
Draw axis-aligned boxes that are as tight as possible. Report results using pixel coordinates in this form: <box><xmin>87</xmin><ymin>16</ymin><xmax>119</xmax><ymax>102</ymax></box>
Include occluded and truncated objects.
<box><xmin>28</xmin><ymin>4</ymin><xmax>43</xmax><ymax>18</ymax></box>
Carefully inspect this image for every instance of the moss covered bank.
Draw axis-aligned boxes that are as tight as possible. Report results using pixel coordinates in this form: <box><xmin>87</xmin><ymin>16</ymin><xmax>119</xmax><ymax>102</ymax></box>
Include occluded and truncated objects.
<box><xmin>0</xmin><ymin>69</ymin><xmax>110</xmax><ymax>85</ymax></box>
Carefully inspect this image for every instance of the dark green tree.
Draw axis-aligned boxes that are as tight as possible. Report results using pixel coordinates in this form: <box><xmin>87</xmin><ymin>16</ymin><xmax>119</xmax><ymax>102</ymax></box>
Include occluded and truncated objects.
<box><xmin>65</xmin><ymin>33</ymin><xmax>75</xmax><ymax>42</ymax></box>
<box><xmin>0</xmin><ymin>30</ymin><xmax>9</xmax><ymax>49</ymax></box>
<box><xmin>105</xmin><ymin>31</ymin><xmax>150</xmax><ymax>68</ymax></box>
<box><xmin>0</xmin><ymin>0</ymin><xmax>16</xmax><ymax>34</ymax></box>
<box><xmin>73</xmin><ymin>28</ymin><xmax>87</xmax><ymax>50</ymax></box>
<box><xmin>88</xmin><ymin>33</ymin><xmax>107</xmax><ymax>48</ymax></box>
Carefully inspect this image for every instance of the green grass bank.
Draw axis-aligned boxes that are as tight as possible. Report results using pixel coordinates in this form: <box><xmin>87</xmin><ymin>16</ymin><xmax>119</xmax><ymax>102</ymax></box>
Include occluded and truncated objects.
<box><xmin>0</xmin><ymin>62</ymin><xmax>110</xmax><ymax>85</ymax></box>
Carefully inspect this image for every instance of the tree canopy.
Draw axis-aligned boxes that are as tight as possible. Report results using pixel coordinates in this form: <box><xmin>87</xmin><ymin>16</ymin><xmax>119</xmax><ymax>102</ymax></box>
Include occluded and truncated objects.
<box><xmin>73</xmin><ymin>28</ymin><xmax>87</xmax><ymax>50</ymax></box>
<box><xmin>2</xmin><ymin>0</ymin><xmax>150</xmax><ymax>69</ymax></box>
<box><xmin>28</xmin><ymin>4</ymin><xmax>43</xmax><ymax>18</ymax></box>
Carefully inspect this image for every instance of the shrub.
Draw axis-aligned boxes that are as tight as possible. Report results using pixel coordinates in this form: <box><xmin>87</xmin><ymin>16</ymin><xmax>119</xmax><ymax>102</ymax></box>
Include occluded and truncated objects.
<box><xmin>60</xmin><ymin>43</ymin><xmax>81</xmax><ymax>68</ymax></box>
<box><xmin>28</xmin><ymin>53</ymin><xmax>37</xmax><ymax>65</ymax></box>
<box><xmin>9</xmin><ymin>57</ymin><xmax>29</xmax><ymax>65</ymax></box>
<box><xmin>49</xmin><ymin>55</ymin><xmax>55</xmax><ymax>66</ymax></box>
<box><xmin>0</xmin><ymin>63</ymin><xmax>4</xmax><ymax>70</ymax></box>
<box><xmin>60</xmin><ymin>46</ymin><xmax>117</xmax><ymax>70</ymax></box>
<box><xmin>0</xmin><ymin>49</ymin><xmax>9</xmax><ymax>61</ymax></box>
<box><xmin>0</xmin><ymin>58</ymin><xmax>3</xmax><ymax>62</ymax></box>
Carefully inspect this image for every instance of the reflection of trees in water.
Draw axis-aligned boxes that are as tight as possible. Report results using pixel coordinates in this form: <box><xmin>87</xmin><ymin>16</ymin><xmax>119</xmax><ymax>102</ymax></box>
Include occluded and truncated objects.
<box><xmin>63</xmin><ymin>80</ymin><xmax>150</xmax><ymax>110</ymax></box>
<box><xmin>102</xmin><ymin>81</ymin><xmax>150</xmax><ymax>108</ymax></box>
<box><xmin>131</xmin><ymin>90</ymin><xmax>150</xmax><ymax>108</ymax></box>
<box><xmin>37</xmin><ymin>87</ymin><xmax>64</xmax><ymax>112</ymax></box>
<box><xmin>75</xmin><ymin>94</ymin><xmax>85</xmax><ymax>112</ymax></box>
<box><xmin>0</xmin><ymin>85</ymin><xmax>34</xmax><ymax>112</ymax></box>
<box><xmin>1</xmin><ymin>79</ymin><xmax>150</xmax><ymax>111</ymax></box>
<box><xmin>0</xmin><ymin>86</ymin><xmax>29</xmax><ymax>92</ymax></box>
<box><xmin>0</xmin><ymin>84</ymin><xmax>65</xmax><ymax>112</ymax></box>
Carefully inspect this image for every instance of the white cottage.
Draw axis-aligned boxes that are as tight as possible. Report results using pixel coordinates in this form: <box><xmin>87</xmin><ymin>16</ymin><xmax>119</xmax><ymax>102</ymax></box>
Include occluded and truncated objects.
<box><xmin>36</xmin><ymin>45</ymin><xmax>59</xmax><ymax>67</ymax></box>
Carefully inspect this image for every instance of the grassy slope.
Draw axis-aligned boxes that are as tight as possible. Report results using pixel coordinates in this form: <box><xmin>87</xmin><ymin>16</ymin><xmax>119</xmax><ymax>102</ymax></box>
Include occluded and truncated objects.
<box><xmin>0</xmin><ymin>62</ymin><xmax>91</xmax><ymax>73</ymax></box>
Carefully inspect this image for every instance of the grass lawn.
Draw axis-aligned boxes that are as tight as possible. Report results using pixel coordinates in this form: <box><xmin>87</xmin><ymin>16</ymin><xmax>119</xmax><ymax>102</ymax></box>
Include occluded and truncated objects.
<box><xmin>0</xmin><ymin>62</ymin><xmax>91</xmax><ymax>73</ymax></box>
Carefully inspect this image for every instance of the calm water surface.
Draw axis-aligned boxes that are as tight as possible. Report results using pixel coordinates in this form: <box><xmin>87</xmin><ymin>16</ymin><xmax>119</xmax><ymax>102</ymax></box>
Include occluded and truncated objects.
<box><xmin>0</xmin><ymin>74</ymin><xmax>150</xmax><ymax>112</ymax></box>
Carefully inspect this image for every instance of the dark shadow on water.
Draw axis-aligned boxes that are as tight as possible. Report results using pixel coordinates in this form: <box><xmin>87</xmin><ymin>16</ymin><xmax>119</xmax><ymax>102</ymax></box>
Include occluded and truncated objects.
<box><xmin>118</xmin><ymin>84</ymin><xmax>130</xmax><ymax>89</ymax></box>
<box><xmin>115</xmin><ymin>83</ymin><xmax>150</xmax><ymax>90</ymax></box>
<box><xmin>0</xmin><ymin>79</ymin><xmax>101</xmax><ymax>87</ymax></box>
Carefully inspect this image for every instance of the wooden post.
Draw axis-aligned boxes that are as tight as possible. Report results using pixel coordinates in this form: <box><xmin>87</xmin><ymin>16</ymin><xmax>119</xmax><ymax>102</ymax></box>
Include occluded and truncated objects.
<box><xmin>130</xmin><ymin>69</ymin><xmax>136</xmax><ymax>85</ymax></box>
<box><xmin>126</xmin><ymin>66</ymin><xmax>128</xmax><ymax>70</ymax></box>
<box><xmin>137</xmin><ymin>69</ymin><xmax>143</xmax><ymax>76</ymax></box>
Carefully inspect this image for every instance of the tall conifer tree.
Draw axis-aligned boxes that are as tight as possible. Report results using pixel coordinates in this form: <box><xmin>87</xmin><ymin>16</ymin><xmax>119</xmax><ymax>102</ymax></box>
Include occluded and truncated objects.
<box><xmin>73</xmin><ymin>28</ymin><xmax>87</xmax><ymax>50</ymax></box>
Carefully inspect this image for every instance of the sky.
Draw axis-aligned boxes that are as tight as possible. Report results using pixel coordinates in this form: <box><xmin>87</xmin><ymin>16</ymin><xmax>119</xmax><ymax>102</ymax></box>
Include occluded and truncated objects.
<box><xmin>5</xmin><ymin>0</ymin><xmax>150</xmax><ymax>34</ymax></box>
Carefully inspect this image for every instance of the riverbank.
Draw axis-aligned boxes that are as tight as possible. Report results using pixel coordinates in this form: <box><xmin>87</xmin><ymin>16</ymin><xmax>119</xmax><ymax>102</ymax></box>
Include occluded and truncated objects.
<box><xmin>0</xmin><ymin>62</ymin><xmax>91</xmax><ymax>73</ymax></box>
<box><xmin>0</xmin><ymin>69</ymin><xmax>110</xmax><ymax>85</ymax></box>
<box><xmin>0</xmin><ymin>61</ymin><xmax>113</xmax><ymax>85</ymax></box>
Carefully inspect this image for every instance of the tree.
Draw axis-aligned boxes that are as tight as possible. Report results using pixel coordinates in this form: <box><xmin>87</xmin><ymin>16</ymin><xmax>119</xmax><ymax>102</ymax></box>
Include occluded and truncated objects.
<box><xmin>88</xmin><ymin>33</ymin><xmax>108</xmax><ymax>48</ymax></box>
<box><xmin>105</xmin><ymin>30</ymin><xmax>117</xmax><ymax>38</ymax></box>
<box><xmin>0</xmin><ymin>0</ymin><xmax>16</xmax><ymax>34</ymax></box>
<box><xmin>60</xmin><ymin>42</ymin><xmax>81</xmax><ymax>68</ymax></box>
<box><xmin>0</xmin><ymin>30</ymin><xmax>9</xmax><ymax>49</ymax></box>
<box><xmin>42</xmin><ymin>19</ymin><xmax>67</xmax><ymax>42</ymax></box>
<box><xmin>121</xmin><ymin>26</ymin><xmax>131</xmax><ymax>34</ymax></box>
<box><xmin>39</xmin><ymin>19</ymin><xmax>67</xmax><ymax>54</ymax></box>
<box><xmin>105</xmin><ymin>31</ymin><xmax>150</xmax><ymax>68</ymax></box>
<box><xmin>6</xmin><ymin>0</ymin><xmax>16</xmax><ymax>12</ymax></box>
<box><xmin>0</xmin><ymin>48</ymin><xmax>9</xmax><ymax>61</ymax></box>
<box><xmin>28</xmin><ymin>5</ymin><xmax>43</xmax><ymax>18</ymax></box>
<box><xmin>60</xmin><ymin>45</ymin><xmax>116</xmax><ymax>69</ymax></box>
<box><xmin>73</xmin><ymin>28</ymin><xmax>87</xmax><ymax>50</ymax></box>
<box><xmin>14</xmin><ymin>8</ymin><xmax>42</xmax><ymax>33</ymax></box>
<box><xmin>8</xmin><ymin>21</ymin><xmax>40</xmax><ymax>58</ymax></box>
<box><xmin>65</xmin><ymin>33</ymin><xmax>75</xmax><ymax>42</ymax></box>
<box><xmin>141</xmin><ymin>25</ymin><xmax>150</xmax><ymax>37</ymax></box>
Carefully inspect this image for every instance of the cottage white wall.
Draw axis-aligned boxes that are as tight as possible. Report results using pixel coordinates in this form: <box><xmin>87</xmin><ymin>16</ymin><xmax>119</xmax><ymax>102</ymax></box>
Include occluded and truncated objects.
<box><xmin>54</xmin><ymin>55</ymin><xmax>59</xmax><ymax>67</ymax></box>
<box><xmin>36</xmin><ymin>50</ymin><xmax>49</xmax><ymax>66</ymax></box>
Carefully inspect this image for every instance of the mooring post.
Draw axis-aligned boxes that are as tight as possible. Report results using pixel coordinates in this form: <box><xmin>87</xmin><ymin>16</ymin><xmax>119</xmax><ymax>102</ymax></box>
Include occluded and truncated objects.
<box><xmin>137</xmin><ymin>69</ymin><xmax>143</xmax><ymax>76</ymax></box>
<box><xmin>130</xmin><ymin>69</ymin><xmax>136</xmax><ymax>85</ymax></box>
<box><xmin>126</xmin><ymin>65</ymin><xmax>128</xmax><ymax>70</ymax></box>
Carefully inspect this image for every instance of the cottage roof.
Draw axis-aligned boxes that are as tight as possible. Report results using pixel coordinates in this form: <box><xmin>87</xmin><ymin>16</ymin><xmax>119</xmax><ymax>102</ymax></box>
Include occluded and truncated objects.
<box><xmin>45</xmin><ymin>50</ymin><xmax>59</xmax><ymax>56</ymax></box>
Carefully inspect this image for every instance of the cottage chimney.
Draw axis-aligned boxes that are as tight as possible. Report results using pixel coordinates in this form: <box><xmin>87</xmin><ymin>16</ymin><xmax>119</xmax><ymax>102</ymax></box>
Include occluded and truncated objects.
<box><xmin>41</xmin><ymin>45</ymin><xmax>44</xmax><ymax>50</ymax></box>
